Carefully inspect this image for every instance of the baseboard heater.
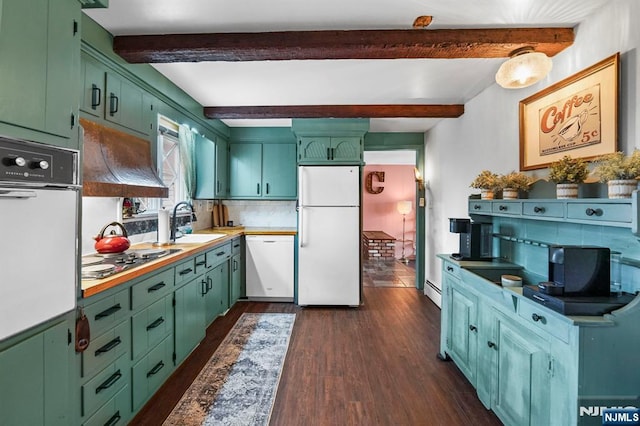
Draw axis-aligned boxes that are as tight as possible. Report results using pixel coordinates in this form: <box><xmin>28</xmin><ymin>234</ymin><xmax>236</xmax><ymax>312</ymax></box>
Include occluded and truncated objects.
<box><xmin>426</xmin><ymin>280</ymin><xmax>441</xmax><ymax>294</ymax></box>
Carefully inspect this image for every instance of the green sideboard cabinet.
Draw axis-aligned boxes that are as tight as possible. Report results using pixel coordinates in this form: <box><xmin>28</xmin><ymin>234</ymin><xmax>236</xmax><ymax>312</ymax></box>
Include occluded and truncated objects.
<box><xmin>0</xmin><ymin>317</ymin><xmax>73</xmax><ymax>426</ymax></box>
<box><xmin>0</xmin><ymin>0</ymin><xmax>80</xmax><ymax>148</ymax></box>
<box><xmin>439</xmin><ymin>255</ymin><xmax>640</xmax><ymax>426</ymax></box>
<box><xmin>229</xmin><ymin>143</ymin><xmax>297</xmax><ymax>199</ymax></box>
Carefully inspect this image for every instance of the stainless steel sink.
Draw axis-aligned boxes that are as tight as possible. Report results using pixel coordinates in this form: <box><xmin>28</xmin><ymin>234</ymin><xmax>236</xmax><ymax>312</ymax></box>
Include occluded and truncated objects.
<box><xmin>172</xmin><ymin>233</ymin><xmax>227</xmax><ymax>244</ymax></box>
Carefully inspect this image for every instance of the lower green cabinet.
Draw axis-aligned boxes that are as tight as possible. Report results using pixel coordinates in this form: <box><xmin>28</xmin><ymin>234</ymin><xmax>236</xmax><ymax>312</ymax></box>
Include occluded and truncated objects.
<box><xmin>0</xmin><ymin>318</ymin><xmax>71</xmax><ymax>426</ymax></box>
<box><xmin>230</xmin><ymin>252</ymin><xmax>243</xmax><ymax>304</ymax></box>
<box><xmin>132</xmin><ymin>335</ymin><xmax>173</xmax><ymax>411</ymax></box>
<box><xmin>81</xmin><ymin>354</ymin><xmax>129</xmax><ymax>417</ymax></box>
<box><xmin>83</xmin><ymin>385</ymin><xmax>129</xmax><ymax>426</ymax></box>
<box><xmin>204</xmin><ymin>261</ymin><xmax>230</xmax><ymax>324</ymax></box>
<box><xmin>174</xmin><ymin>276</ymin><xmax>206</xmax><ymax>365</ymax></box>
<box><xmin>447</xmin><ymin>278</ymin><xmax>478</xmax><ymax>386</ymax></box>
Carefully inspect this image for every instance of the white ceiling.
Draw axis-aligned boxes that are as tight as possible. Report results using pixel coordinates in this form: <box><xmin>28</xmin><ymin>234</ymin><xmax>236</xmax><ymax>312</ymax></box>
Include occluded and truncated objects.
<box><xmin>84</xmin><ymin>0</ymin><xmax>609</xmax><ymax>133</ymax></box>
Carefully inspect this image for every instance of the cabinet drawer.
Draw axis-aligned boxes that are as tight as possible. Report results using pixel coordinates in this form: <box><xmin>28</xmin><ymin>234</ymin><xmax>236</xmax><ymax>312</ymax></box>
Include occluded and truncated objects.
<box><xmin>132</xmin><ymin>335</ymin><xmax>173</xmax><ymax>411</ymax></box>
<box><xmin>82</xmin><ymin>354</ymin><xmax>128</xmax><ymax>417</ymax></box>
<box><xmin>518</xmin><ymin>299</ymin><xmax>571</xmax><ymax>343</ymax></box>
<box><xmin>522</xmin><ymin>202</ymin><xmax>564</xmax><ymax>218</ymax></box>
<box><xmin>84</xmin><ymin>289</ymin><xmax>129</xmax><ymax>338</ymax></box>
<box><xmin>175</xmin><ymin>257</ymin><xmax>196</xmax><ymax>286</ymax></box>
<box><xmin>131</xmin><ymin>268</ymin><xmax>174</xmax><ymax>310</ymax></box>
<box><xmin>231</xmin><ymin>238</ymin><xmax>242</xmax><ymax>256</ymax></box>
<box><xmin>82</xmin><ymin>320</ymin><xmax>130</xmax><ymax>379</ymax></box>
<box><xmin>131</xmin><ymin>296</ymin><xmax>173</xmax><ymax>360</ymax></box>
<box><xmin>194</xmin><ymin>253</ymin><xmax>208</xmax><ymax>275</ymax></box>
<box><xmin>442</xmin><ymin>259</ymin><xmax>460</xmax><ymax>279</ymax></box>
<box><xmin>82</xmin><ymin>385</ymin><xmax>129</xmax><ymax>426</ymax></box>
<box><xmin>206</xmin><ymin>242</ymin><xmax>231</xmax><ymax>268</ymax></box>
<box><xmin>566</xmin><ymin>202</ymin><xmax>631</xmax><ymax>224</ymax></box>
<box><xmin>469</xmin><ymin>200</ymin><xmax>492</xmax><ymax>214</ymax></box>
<box><xmin>492</xmin><ymin>201</ymin><xmax>522</xmax><ymax>215</ymax></box>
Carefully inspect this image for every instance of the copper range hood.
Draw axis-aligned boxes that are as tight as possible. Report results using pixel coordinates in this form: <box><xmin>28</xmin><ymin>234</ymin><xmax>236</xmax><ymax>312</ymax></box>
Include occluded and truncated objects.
<box><xmin>81</xmin><ymin>118</ymin><xmax>168</xmax><ymax>198</ymax></box>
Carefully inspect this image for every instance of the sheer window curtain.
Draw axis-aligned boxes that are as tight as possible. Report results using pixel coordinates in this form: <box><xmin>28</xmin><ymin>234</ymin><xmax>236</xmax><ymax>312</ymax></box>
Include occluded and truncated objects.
<box><xmin>178</xmin><ymin>124</ymin><xmax>197</xmax><ymax>201</ymax></box>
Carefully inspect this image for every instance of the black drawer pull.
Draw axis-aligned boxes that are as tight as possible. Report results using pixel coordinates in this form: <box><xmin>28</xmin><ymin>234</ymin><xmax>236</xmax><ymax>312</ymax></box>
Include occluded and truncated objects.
<box><xmin>95</xmin><ymin>304</ymin><xmax>122</xmax><ymax>320</ymax></box>
<box><xmin>469</xmin><ymin>325</ymin><xmax>477</xmax><ymax>332</ymax></box>
<box><xmin>201</xmin><ymin>279</ymin><xmax>208</xmax><ymax>295</ymax></box>
<box><xmin>233</xmin><ymin>259</ymin><xmax>238</xmax><ymax>271</ymax></box>
<box><xmin>195</xmin><ymin>260</ymin><xmax>206</xmax><ymax>266</ymax></box>
<box><xmin>147</xmin><ymin>361</ymin><xmax>165</xmax><ymax>378</ymax></box>
<box><xmin>104</xmin><ymin>411</ymin><xmax>121</xmax><ymax>426</ymax></box>
<box><xmin>487</xmin><ymin>341</ymin><xmax>496</xmax><ymax>349</ymax></box>
<box><xmin>531</xmin><ymin>313</ymin><xmax>544</xmax><ymax>322</ymax></box>
<box><xmin>499</xmin><ymin>205</ymin><xmax>507</xmax><ymax>211</ymax></box>
<box><xmin>585</xmin><ymin>207</ymin><xmax>603</xmax><ymax>217</ymax></box>
<box><xmin>446</xmin><ymin>266</ymin><xmax>454</xmax><ymax>272</ymax></box>
<box><xmin>233</xmin><ymin>243</ymin><xmax>240</xmax><ymax>248</ymax></box>
<box><xmin>96</xmin><ymin>370</ymin><xmax>122</xmax><ymax>394</ymax></box>
<box><xmin>95</xmin><ymin>337</ymin><xmax>122</xmax><ymax>356</ymax></box>
<box><xmin>147</xmin><ymin>282</ymin><xmax>166</xmax><ymax>293</ymax></box>
<box><xmin>146</xmin><ymin>317</ymin><xmax>165</xmax><ymax>331</ymax></box>
<box><xmin>207</xmin><ymin>276</ymin><xmax>213</xmax><ymax>291</ymax></box>
<box><xmin>533</xmin><ymin>206</ymin><xmax>545</xmax><ymax>213</ymax></box>
<box><xmin>216</xmin><ymin>251</ymin><xmax>226</xmax><ymax>257</ymax></box>
<box><xmin>179</xmin><ymin>268</ymin><xmax>193</xmax><ymax>276</ymax></box>
<box><xmin>473</xmin><ymin>204</ymin><xmax>481</xmax><ymax>210</ymax></box>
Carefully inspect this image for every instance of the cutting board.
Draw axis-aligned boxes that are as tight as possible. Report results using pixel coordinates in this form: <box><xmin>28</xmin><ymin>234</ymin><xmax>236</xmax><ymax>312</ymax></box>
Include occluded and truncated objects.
<box><xmin>222</xmin><ymin>205</ymin><xmax>229</xmax><ymax>226</ymax></box>
<box><xmin>212</xmin><ymin>205</ymin><xmax>220</xmax><ymax>227</ymax></box>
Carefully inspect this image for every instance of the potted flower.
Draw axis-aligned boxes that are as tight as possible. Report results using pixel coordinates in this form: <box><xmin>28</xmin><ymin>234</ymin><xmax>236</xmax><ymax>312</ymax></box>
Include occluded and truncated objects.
<box><xmin>470</xmin><ymin>170</ymin><xmax>500</xmax><ymax>199</ymax></box>
<box><xmin>593</xmin><ymin>150</ymin><xmax>640</xmax><ymax>198</ymax></box>
<box><xmin>498</xmin><ymin>171</ymin><xmax>534</xmax><ymax>199</ymax></box>
<box><xmin>548</xmin><ymin>155</ymin><xmax>589</xmax><ymax>199</ymax></box>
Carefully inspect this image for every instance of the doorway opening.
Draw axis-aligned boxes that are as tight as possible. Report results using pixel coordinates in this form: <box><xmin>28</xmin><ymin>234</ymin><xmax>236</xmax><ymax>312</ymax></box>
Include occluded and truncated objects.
<box><xmin>362</xmin><ymin>150</ymin><xmax>418</xmax><ymax>288</ymax></box>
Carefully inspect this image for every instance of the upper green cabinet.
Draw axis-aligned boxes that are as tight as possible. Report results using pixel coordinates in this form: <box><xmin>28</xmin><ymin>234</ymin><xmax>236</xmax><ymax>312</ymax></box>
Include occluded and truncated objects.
<box><xmin>0</xmin><ymin>0</ymin><xmax>80</xmax><ymax>147</ymax></box>
<box><xmin>80</xmin><ymin>53</ymin><xmax>155</xmax><ymax>136</ymax></box>
<box><xmin>298</xmin><ymin>136</ymin><xmax>361</xmax><ymax>164</ymax></box>
<box><xmin>195</xmin><ymin>134</ymin><xmax>229</xmax><ymax>199</ymax></box>
<box><xmin>229</xmin><ymin>143</ymin><xmax>297</xmax><ymax>199</ymax></box>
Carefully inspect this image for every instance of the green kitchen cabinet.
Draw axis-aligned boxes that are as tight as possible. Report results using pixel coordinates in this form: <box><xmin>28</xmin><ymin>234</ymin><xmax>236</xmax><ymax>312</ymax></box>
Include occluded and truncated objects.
<box><xmin>229</xmin><ymin>143</ymin><xmax>297</xmax><ymax>199</ymax></box>
<box><xmin>174</xmin><ymin>276</ymin><xmax>206</xmax><ymax>365</ymax></box>
<box><xmin>447</xmin><ymin>276</ymin><xmax>479</xmax><ymax>387</ymax></box>
<box><xmin>0</xmin><ymin>0</ymin><xmax>80</xmax><ymax>146</ymax></box>
<box><xmin>195</xmin><ymin>134</ymin><xmax>229</xmax><ymax>199</ymax></box>
<box><xmin>204</xmin><ymin>261</ymin><xmax>230</xmax><ymax>324</ymax></box>
<box><xmin>298</xmin><ymin>136</ymin><xmax>361</xmax><ymax>164</ymax></box>
<box><xmin>131</xmin><ymin>335</ymin><xmax>174</xmax><ymax>411</ymax></box>
<box><xmin>0</xmin><ymin>319</ymin><xmax>71</xmax><ymax>425</ymax></box>
<box><xmin>485</xmin><ymin>308</ymin><xmax>551</xmax><ymax>426</ymax></box>
<box><xmin>230</xmin><ymin>237</ymin><xmax>244</xmax><ymax>305</ymax></box>
<box><xmin>105</xmin><ymin>72</ymin><xmax>147</xmax><ymax>134</ymax></box>
<box><xmin>80</xmin><ymin>53</ymin><xmax>106</xmax><ymax>119</ymax></box>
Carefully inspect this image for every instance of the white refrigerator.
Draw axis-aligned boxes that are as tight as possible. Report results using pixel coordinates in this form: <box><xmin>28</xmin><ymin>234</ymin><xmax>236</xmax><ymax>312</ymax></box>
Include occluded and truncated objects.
<box><xmin>297</xmin><ymin>166</ymin><xmax>361</xmax><ymax>306</ymax></box>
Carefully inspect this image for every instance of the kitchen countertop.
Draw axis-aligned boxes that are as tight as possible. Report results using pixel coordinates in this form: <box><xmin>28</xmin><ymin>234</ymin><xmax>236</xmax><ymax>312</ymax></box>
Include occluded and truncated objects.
<box><xmin>81</xmin><ymin>226</ymin><xmax>297</xmax><ymax>298</ymax></box>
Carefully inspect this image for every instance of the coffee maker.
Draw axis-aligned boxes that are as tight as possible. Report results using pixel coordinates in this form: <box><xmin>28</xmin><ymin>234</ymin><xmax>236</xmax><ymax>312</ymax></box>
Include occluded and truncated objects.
<box><xmin>449</xmin><ymin>218</ymin><xmax>492</xmax><ymax>261</ymax></box>
<box><xmin>540</xmin><ymin>245</ymin><xmax>610</xmax><ymax>296</ymax></box>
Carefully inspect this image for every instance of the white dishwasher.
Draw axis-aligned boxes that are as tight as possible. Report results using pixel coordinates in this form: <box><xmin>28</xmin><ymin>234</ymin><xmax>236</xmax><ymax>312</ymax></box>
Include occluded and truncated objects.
<box><xmin>245</xmin><ymin>235</ymin><xmax>295</xmax><ymax>301</ymax></box>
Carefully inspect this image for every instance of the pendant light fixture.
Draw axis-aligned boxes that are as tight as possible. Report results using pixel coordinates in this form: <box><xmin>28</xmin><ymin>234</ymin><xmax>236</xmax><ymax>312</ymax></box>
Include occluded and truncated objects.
<box><xmin>495</xmin><ymin>46</ymin><xmax>552</xmax><ymax>89</ymax></box>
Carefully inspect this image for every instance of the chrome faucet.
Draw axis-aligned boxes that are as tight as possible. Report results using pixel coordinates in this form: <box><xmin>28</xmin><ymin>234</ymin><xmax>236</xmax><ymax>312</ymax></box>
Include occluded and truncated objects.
<box><xmin>171</xmin><ymin>201</ymin><xmax>197</xmax><ymax>242</ymax></box>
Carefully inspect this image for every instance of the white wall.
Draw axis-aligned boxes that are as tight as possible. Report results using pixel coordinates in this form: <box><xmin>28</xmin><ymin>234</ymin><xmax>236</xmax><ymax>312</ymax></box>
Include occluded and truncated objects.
<box><xmin>423</xmin><ymin>0</ymin><xmax>640</xmax><ymax>302</ymax></box>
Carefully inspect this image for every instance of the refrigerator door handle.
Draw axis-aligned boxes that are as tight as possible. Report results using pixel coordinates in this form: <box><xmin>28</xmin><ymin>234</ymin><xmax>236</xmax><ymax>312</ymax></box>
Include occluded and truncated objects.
<box><xmin>299</xmin><ymin>205</ymin><xmax>304</xmax><ymax>247</ymax></box>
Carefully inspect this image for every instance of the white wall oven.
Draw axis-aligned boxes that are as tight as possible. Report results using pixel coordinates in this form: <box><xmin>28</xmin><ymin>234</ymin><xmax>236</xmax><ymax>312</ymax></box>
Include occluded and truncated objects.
<box><xmin>0</xmin><ymin>136</ymin><xmax>79</xmax><ymax>341</ymax></box>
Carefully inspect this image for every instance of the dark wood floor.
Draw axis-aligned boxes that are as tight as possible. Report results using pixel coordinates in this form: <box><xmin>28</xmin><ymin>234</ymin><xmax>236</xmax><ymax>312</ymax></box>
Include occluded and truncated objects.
<box><xmin>131</xmin><ymin>288</ymin><xmax>501</xmax><ymax>425</ymax></box>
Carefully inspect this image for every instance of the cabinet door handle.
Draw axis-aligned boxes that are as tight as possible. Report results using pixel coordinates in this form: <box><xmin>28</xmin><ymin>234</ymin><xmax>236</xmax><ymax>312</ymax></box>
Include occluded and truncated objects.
<box><xmin>146</xmin><ymin>317</ymin><xmax>165</xmax><ymax>331</ymax></box>
<box><xmin>195</xmin><ymin>260</ymin><xmax>206</xmax><ymax>267</ymax></box>
<box><xmin>499</xmin><ymin>205</ymin><xmax>507</xmax><ymax>211</ymax></box>
<box><xmin>201</xmin><ymin>279</ymin><xmax>208</xmax><ymax>295</ymax></box>
<box><xmin>257</xmin><ymin>183</ymin><xmax>260</xmax><ymax>195</ymax></box>
<box><xmin>104</xmin><ymin>411</ymin><xmax>121</xmax><ymax>426</ymax></box>
<box><xmin>233</xmin><ymin>259</ymin><xmax>238</xmax><ymax>271</ymax></box>
<box><xmin>179</xmin><ymin>267</ymin><xmax>193</xmax><ymax>276</ymax></box>
<box><xmin>146</xmin><ymin>361</ymin><xmax>165</xmax><ymax>378</ymax></box>
<box><xmin>216</xmin><ymin>251</ymin><xmax>226</xmax><ymax>257</ymax></box>
<box><xmin>95</xmin><ymin>337</ymin><xmax>122</xmax><ymax>356</ymax></box>
<box><xmin>331</xmin><ymin>147</ymin><xmax>335</xmax><ymax>160</ymax></box>
<box><xmin>91</xmin><ymin>84</ymin><xmax>101</xmax><ymax>109</ymax></box>
<box><xmin>585</xmin><ymin>207</ymin><xmax>603</xmax><ymax>217</ymax></box>
<box><xmin>446</xmin><ymin>266</ymin><xmax>454</xmax><ymax>272</ymax></box>
<box><xmin>233</xmin><ymin>243</ymin><xmax>240</xmax><ymax>248</ymax></box>
<box><xmin>147</xmin><ymin>282</ymin><xmax>166</xmax><ymax>293</ymax></box>
<box><xmin>266</xmin><ymin>183</ymin><xmax>270</xmax><ymax>194</ymax></box>
<box><xmin>217</xmin><ymin>180</ymin><xmax>221</xmax><ymax>193</ymax></box>
<box><xmin>533</xmin><ymin>206</ymin><xmax>545</xmax><ymax>213</ymax></box>
<box><xmin>327</xmin><ymin>147</ymin><xmax>331</xmax><ymax>160</ymax></box>
<box><xmin>487</xmin><ymin>341</ymin><xmax>496</xmax><ymax>349</ymax></box>
<box><xmin>95</xmin><ymin>304</ymin><xmax>121</xmax><ymax>320</ymax></box>
<box><xmin>531</xmin><ymin>313</ymin><xmax>544</xmax><ymax>322</ymax></box>
<box><xmin>96</xmin><ymin>370</ymin><xmax>122</xmax><ymax>394</ymax></box>
<box><xmin>473</xmin><ymin>204</ymin><xmax>481</xmax><ymax>210</ymax></box>
<box><xmin>109</xmin><ymin>93</ymin><xmax>119</xmax><ymax>116</ymax></box>
<box><xmin>469</xmin><ymin>325</ymin><xmax>477</xmax><ymax>332</ymax></box>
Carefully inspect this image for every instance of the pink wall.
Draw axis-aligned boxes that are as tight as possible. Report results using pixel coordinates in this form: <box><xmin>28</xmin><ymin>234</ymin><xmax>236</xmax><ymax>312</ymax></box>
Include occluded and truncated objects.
<box><xmin>363</xmin><ymin>164</ymin><xmax>416</xmax><ymax>259</ymax></box>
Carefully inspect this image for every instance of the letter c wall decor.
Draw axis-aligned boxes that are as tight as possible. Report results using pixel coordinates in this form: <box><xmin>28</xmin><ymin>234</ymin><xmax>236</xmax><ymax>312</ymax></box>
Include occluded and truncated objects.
<box><xmin>365</xmin><ymin>171</ymin><xmax>385</xmax><ymax>194</ymax></box>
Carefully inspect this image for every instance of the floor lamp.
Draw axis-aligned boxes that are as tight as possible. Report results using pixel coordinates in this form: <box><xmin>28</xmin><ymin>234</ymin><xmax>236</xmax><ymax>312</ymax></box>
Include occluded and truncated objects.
<box><xmin>397</xmin><ymin>200</ymin><xmax>412</xmax><ymax>264</ymax></box>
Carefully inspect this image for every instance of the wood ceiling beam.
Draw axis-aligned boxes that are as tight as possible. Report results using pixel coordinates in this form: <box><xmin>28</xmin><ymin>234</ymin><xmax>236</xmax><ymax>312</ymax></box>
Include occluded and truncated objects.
<box><xmin>203</xmin><ymin>104</ymin><xmax>465</xmax><ymax>119</ymax></box>
<box><xmin>114</xmin><ymin>28</ymin><xmax>574</xmax><ymax>63</ymax></box>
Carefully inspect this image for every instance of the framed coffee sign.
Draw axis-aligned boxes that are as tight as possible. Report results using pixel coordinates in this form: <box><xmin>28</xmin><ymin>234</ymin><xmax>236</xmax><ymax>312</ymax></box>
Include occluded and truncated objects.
<box><xmin>519</xmin><ymin>53</ymin><xmax>619</xmax><ymax>170</ymax></box>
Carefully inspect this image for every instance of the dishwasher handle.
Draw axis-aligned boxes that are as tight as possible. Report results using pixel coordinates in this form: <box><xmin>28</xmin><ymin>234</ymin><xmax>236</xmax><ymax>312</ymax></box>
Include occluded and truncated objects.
<box><xmin>0</xmin><ymin>189</ymin><xmax>37</xmax><ymax>199</ymax></box>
